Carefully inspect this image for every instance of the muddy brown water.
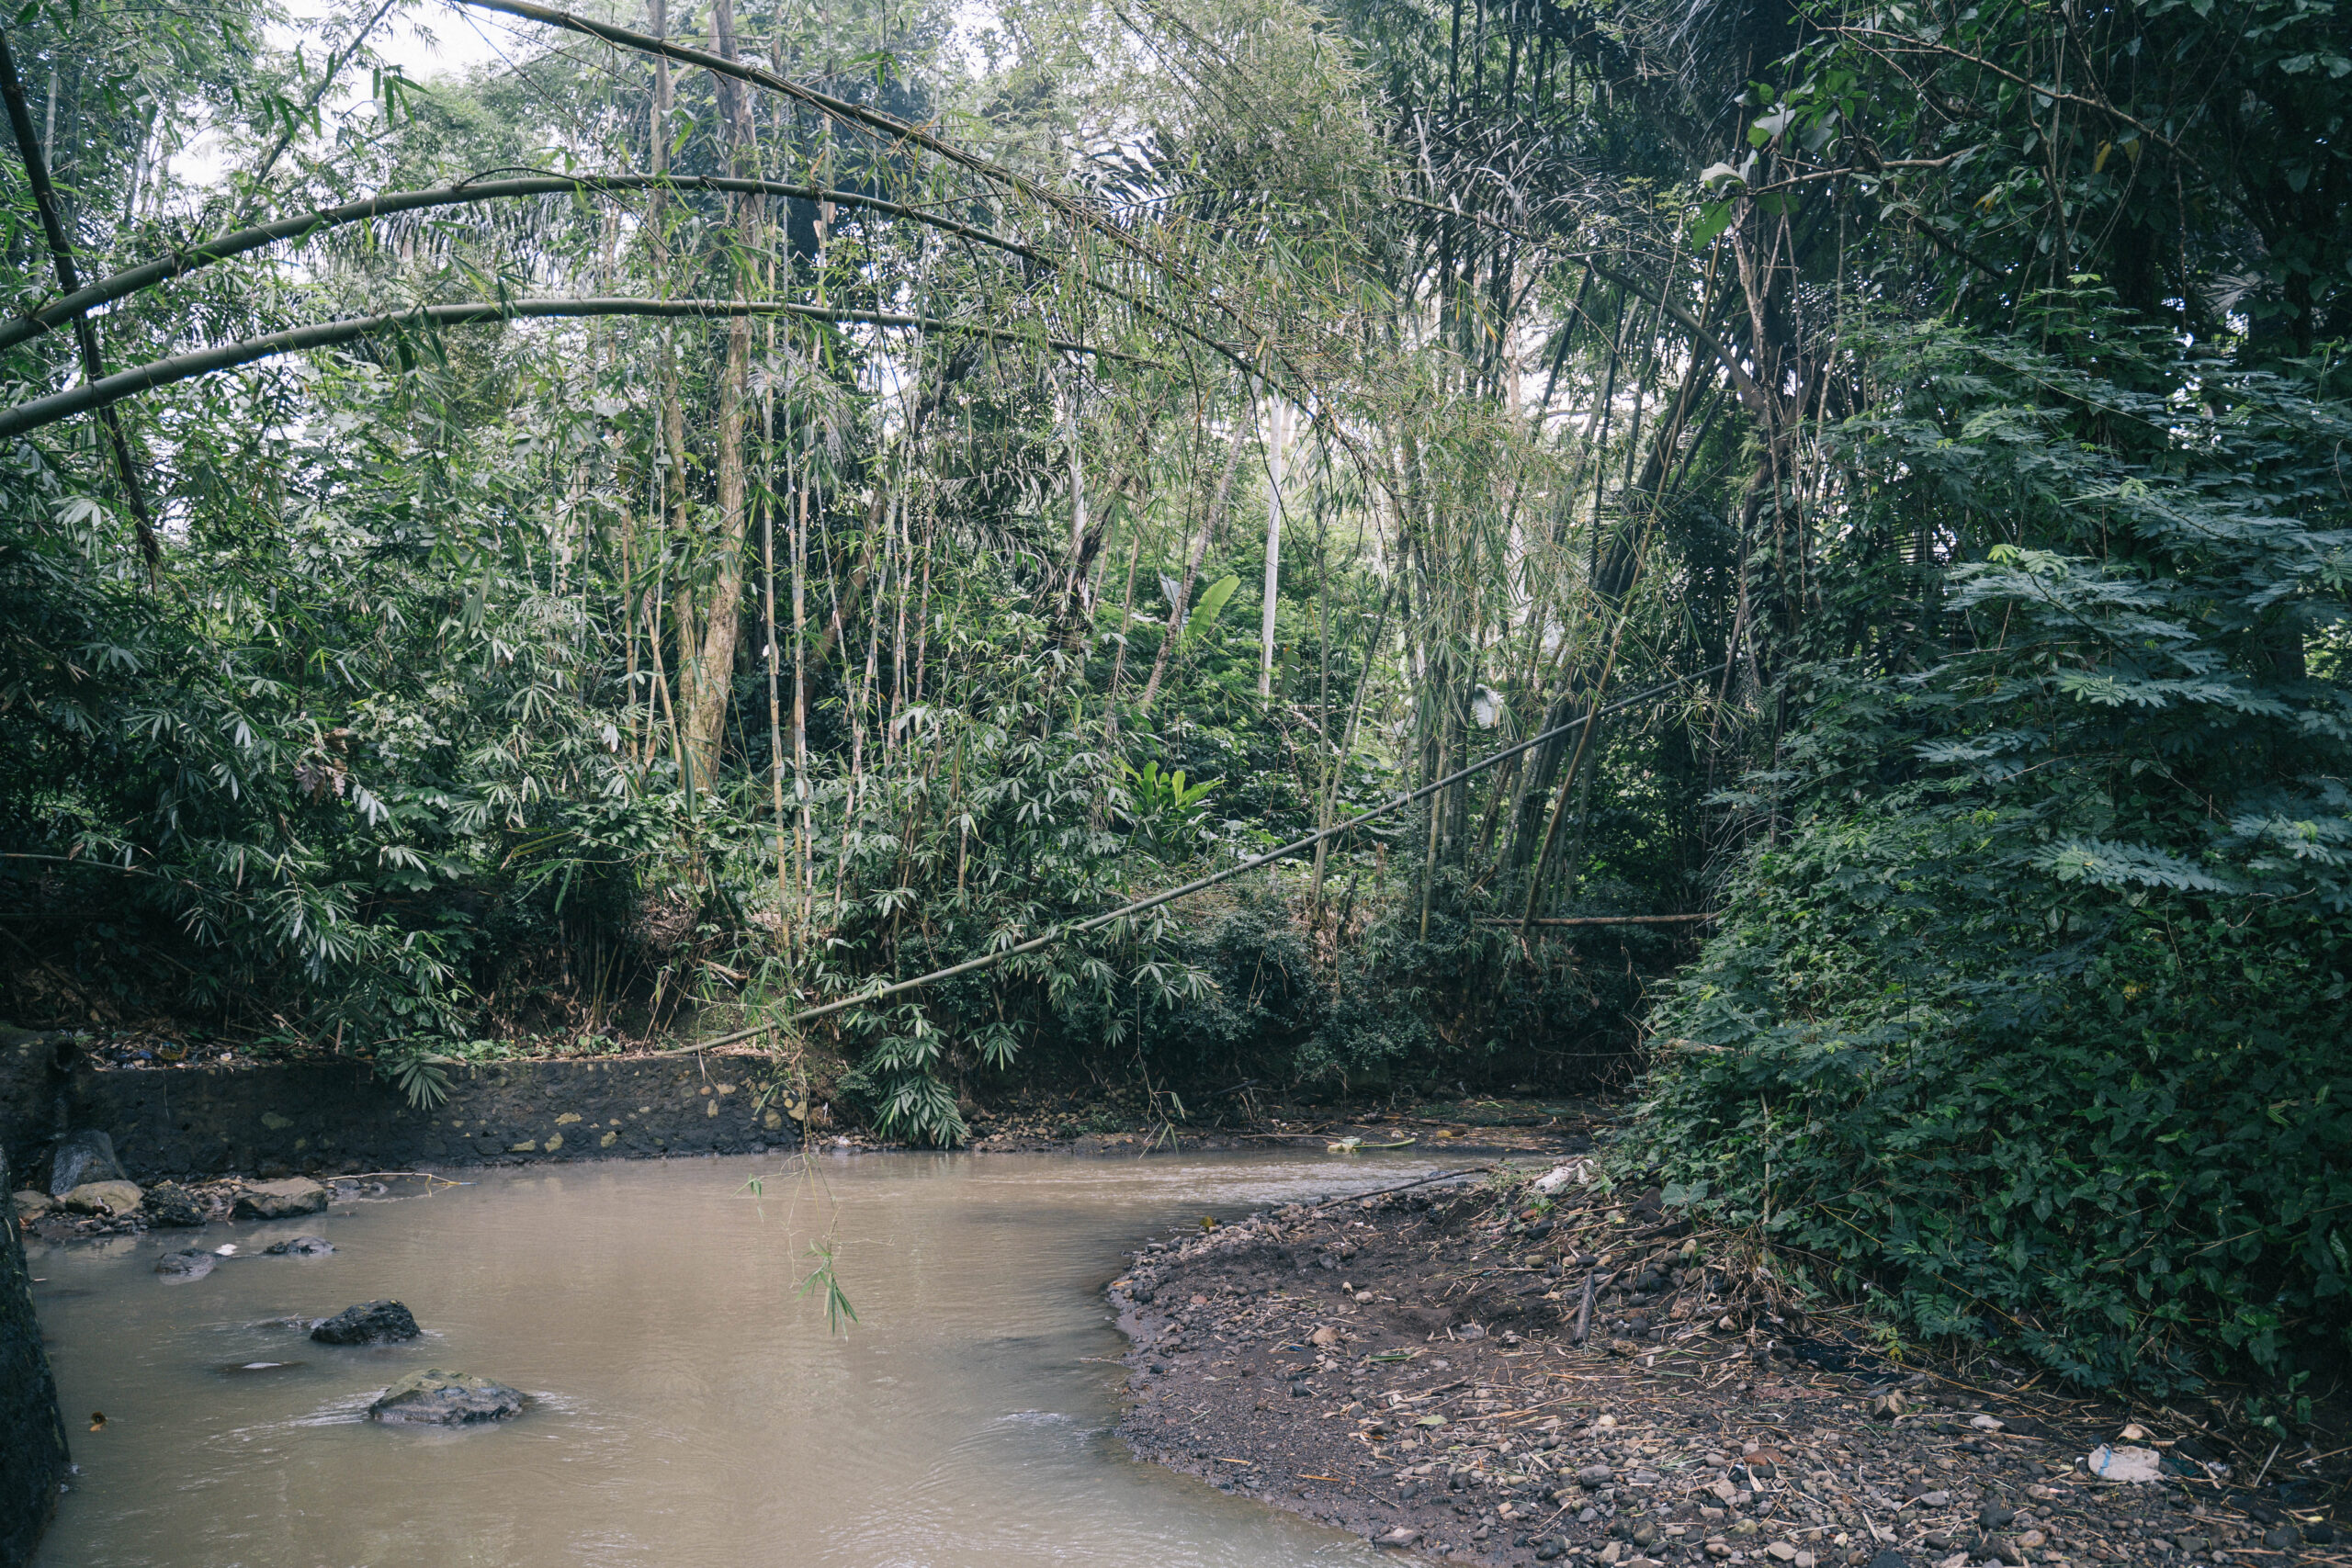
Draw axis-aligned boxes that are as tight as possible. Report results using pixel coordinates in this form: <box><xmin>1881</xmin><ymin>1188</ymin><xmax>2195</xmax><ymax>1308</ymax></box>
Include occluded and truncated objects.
<box><xmin>27</xmin><ymin>1150</ymin><xmax>1457</xmax><ymax>1566</ymax></box>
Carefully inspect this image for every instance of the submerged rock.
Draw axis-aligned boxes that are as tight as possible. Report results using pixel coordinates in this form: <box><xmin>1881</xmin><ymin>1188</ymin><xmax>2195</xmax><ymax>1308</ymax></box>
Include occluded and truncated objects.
<box><xmin>234</xmin><ymin>1178</ymin><xmax>329</xmax><ymax>1220</ymax></box>
<box><xmin>50</xmin><ymin>1129</ymin><xmax>128</xmax><ymax>1197</ymax></box>
<box><xmin>155</xmin><ymin>1250</ymin><xmax>216</xmax><ymax>1281</ymax></box>
<box><xmin>368</xmin><ymin>1369</ymin><xmax>524</xmax><ymax>1426</ymax></box>
<box><xmin>311</xmin><ymin>1300</ymin><xmax>418</xmax><ymax>1344</ymax></box>
<box><xmin>264</xmin><ymin>1235</ymin><xmax>335</xmax><ymax>1257</ymax></box>
<box><xmin>62</xmin><ymin>1179</ymin><xmax>145</xmax><ymax>1216</ymax></box>
<box><xmin>143</xmin><ymin>1183</ymin><xmax>208</xmax><ymax>1227</ymax></box>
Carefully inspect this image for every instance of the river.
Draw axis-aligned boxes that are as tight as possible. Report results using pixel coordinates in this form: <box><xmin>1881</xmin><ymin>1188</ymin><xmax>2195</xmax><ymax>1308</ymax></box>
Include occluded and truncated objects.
<box><xmin>28</xmin><ymin>1149</ymin><xmax>1453</xmax><ymax>1566</ymax></box>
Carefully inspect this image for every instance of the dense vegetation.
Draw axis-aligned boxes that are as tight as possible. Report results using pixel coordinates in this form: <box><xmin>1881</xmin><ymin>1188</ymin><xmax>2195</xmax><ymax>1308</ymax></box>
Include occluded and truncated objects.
<box><xmin>1</xmin><ymin>0</ymin><xmax>2344</xmax><ymax>1394</ymax></box>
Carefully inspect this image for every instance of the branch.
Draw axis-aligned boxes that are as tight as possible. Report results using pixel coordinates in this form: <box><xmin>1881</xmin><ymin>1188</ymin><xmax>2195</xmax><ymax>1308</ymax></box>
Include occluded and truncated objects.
<box><xmin>462</xmin><ymin>0</ymin><xmax>1023</xmax><ymax>199</ymax></box>
<box><xmin>1587</xmin><ymin>259</ymin><xmax>1772</xmax><ymax>422</ymax></box>
<box><xmin>0</xmin><ymin>31</ymin><xmax>162</xmax><ymax>575</ymax></box>
<box><xmin>456</xmin><ymin>0</ymin><xmax>1333</xmax><ymax>423</ymax></box>
<box><xmin>231</xmin><ymin>0</ymin><xmax>401</xmax><ymax>221</ymax></box>
<box><xmin>0</xmin><ymin>175</ymin><xmax>1047</xmax><ymax>355</ymax></box>
<box><xmin>1823</xmin><ymin>25</ymin><xmax>2207</xmax><ymax>177</ymax></box>
<box><xmin>0</xmin><ymin>298</ymin><xmax>1155</xmax><ymax>441</ymax></box>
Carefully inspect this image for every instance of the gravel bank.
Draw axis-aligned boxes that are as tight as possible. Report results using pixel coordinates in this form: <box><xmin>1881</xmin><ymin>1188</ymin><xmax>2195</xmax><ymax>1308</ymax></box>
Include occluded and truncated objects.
<box><xmin>1107</xmin><ymin>1168</ymin><xmax>2344</xmax><ymax>1568</ymax></box>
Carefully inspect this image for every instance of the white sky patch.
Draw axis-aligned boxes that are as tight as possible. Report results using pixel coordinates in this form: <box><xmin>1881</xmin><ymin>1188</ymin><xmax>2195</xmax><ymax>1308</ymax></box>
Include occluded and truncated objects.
<box><xmin>944</xmin><ymin>0</ymin><xmax>1004</xmax><ymax>81</ymax></box>
<box><xmin>168</xmin><ymin>0</ymin><xmax>539</xmax><ymax>194</ymax></box>
<box><xmin>369</xmin><ymin>2</ymin><xmax>525</xmax><ymax>83</ymax></box>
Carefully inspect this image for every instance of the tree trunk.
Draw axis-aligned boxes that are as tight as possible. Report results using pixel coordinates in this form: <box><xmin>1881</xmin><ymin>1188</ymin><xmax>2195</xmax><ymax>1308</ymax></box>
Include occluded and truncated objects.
<box><xmin>1258</xmin><ymin>393</ymin><xmax>1286</xmax><ymax>699</ymax></box>
<box><xmin>675</xmin><ymin>0</ymin><xmax>766</xmax><ymax>788</ymax></box>
<box><xmin>1136</xmin><ymin>409</ymin><xmax>1250</xmax><ymax>716</ymax></box>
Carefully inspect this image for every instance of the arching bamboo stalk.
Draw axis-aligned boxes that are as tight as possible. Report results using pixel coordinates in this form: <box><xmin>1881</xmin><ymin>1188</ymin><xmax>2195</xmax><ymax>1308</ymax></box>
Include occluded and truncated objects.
<box><xmin>0</xmin><ymin>175</ymin><xmax>1064</xmax><ymax>356</ymax></box>
<box><xmin>0</xmin><ymin>298</ymin><xmax>1152</xmax><ymax>441</ymax></box>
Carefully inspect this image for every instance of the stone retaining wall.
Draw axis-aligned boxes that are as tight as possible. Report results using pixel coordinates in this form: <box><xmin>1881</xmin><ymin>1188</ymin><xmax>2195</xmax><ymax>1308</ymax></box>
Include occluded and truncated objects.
<box><xmin>1</xmin><ymin>1041</ymin><xmax>797</xmax><ymax>1184</ymax></box>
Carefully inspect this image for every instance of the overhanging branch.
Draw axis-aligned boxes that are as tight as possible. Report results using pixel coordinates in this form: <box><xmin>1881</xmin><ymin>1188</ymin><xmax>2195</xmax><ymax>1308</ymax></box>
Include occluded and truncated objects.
<box><xmin>0</xmin><ymin>298</ymin><xmax>1154</xmax><ymax>442</ymax></box>
<box><xmin>0</xmin><ymin>175</ymin><xmax>1053</xmax><ymax>355</ymax></box>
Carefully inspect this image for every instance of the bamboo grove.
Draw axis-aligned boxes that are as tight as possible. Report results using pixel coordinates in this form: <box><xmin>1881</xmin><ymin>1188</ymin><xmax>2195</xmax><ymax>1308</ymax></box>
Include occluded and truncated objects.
<box><xmin>2</xmin><ymin>0</ymin><xmax>2347</xmax><ymax>1391</ymax></box>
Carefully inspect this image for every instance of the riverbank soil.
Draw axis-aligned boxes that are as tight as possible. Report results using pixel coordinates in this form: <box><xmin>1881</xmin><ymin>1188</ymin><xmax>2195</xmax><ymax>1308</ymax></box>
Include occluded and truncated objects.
<box><xmin>1109</xmin><ymin>1160</ymin><xmax>2346</xmax><ymax>1568</ymax></box>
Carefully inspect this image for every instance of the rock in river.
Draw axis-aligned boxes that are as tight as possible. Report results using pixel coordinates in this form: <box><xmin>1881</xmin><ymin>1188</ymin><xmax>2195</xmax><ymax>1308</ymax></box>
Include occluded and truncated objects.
<box><xmin>311</xmin><ymin>1300</ymin><xmax>419</xmax><ymax>1344</ymax></box>
<box><xmin>265</xmin><ymin>1235</ymin><xmax>335</xmax><ymax>1257</ymax></box>
<box><xmin>50</xmin><ymin>1129</ymin><xmax>129</xmax><ymax>1197</ymax></box>
<box><xmin>155</xmin><ymin>1250</ymin><xmax>216</xmax><ymax>1281</ymax></box>
<box><xmin>12</xmin><ymin>1189</ymin><xmax>53</xmax><ymax>1222</ymax></box>
<box><xmin>233</xmin><ymin>1178</ymin><xmax>329</xmax><ymax>1220</ymax></box>
<box><xmin>143</xmin><ymin>1182</ymin><xmax>208</xmax><ymax>1227</ymax></box>
<box><xmin>368</xmin><ymin>1369</ymin><xmax>524</xmax><ymax>1426</ymax></box>
<box><xmin>62</xmin><ymin>1179</ymin><xmax>145</xmax><ymax>1216</ymax></box>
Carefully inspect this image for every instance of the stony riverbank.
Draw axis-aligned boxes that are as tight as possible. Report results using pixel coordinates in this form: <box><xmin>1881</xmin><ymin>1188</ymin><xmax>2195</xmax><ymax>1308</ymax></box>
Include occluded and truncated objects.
<box><xmin>1106</xmin><ymin>1164</ymin><xmax>2346</xmax><ymax>1568</ymax></box>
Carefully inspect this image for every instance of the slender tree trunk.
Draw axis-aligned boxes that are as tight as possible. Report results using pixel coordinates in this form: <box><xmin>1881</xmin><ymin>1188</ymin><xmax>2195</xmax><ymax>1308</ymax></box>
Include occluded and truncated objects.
<box><xmin>1258</xmin><ymin>393</ymin><xmax>1286</xmax><ymax>699</ymax></box>
<box><xmin>1136</xmin><ymin>409</ymin><xmax>1250</xmax><ymax>716</ymax></box>
<box><xmin>762</xmin><ymin>293</ymin><xmax>788</xmax><ymax>948</ymax></box>
<box><xmin>1102</xmin><ymin>529</ymin><xmax>1145</xmax><ymax>750</ymax></box>
<box><xmin>0</xmin><ymin>35</ymin><xmax>159</xmax><ymax>577</ymax></box>
<box><xmin>793</xmin><ymin>479</ymin><xmax>812</xmax><ymax>938</ymax></box>
<box><xmin>675</xmin><ymin>0</ymin><xmax>767</xmax><ymax>789</ymax></box>
<box><xmin>1057</xmin><ymin>378</ymin><xmax>1100</xmax><ymax>653</ymax></box>
<box><xmin>1310</xmin><ymin>578</ymin><xmax>1393</xmax><ymax>913</ymax></box>
<box><xmin>647</xmin><ymin>0</ymin><xmax>695</xmax><ymax>794</ymax></box>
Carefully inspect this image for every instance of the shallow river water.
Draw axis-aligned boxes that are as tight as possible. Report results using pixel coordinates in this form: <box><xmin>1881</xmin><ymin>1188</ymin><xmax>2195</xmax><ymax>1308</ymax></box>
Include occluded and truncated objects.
<box><xmin>28</xmin><ymin>1149</ymin><xmax>1451</xmax><ymax>1567</ymax></box>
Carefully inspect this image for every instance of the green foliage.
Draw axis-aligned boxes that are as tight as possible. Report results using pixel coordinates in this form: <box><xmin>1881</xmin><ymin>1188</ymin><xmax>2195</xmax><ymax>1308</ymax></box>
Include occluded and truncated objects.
<box><xmin>380</xmin><ymin>1042</ymin><xmax>455</xmax><ymax>1111</ymax></box>
<box><xmin>1118</xmin><ymin>761</ymin><xmax>1220</xmax><ymax>859</ymax></box>
<box><xmin>1179</xmin><ymin>573</ymin><xmax>1241</xmax><ymax>650</ymax></box>
<box><xmin>797</xmin><ymin>1240</ymin><xmax>860</xmax><ymax>1335</ymax></box>
<box><xmin>1636</xmin><ymin>319</ymin><xmax>2352</xmax><ymax>1391</ymax></box>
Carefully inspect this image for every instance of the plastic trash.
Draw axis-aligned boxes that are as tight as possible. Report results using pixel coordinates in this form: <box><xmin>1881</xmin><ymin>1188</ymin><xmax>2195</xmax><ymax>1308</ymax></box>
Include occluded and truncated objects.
<box><xmin>1532</xmin><ymin>1160</ymin><xmax>1592</xmax><ymax>1194</ymax></box>
<box><xmin>2086</xmin><ymin>1444</ymin><xmax>2164</xmax><ymax>1482</ymax></box>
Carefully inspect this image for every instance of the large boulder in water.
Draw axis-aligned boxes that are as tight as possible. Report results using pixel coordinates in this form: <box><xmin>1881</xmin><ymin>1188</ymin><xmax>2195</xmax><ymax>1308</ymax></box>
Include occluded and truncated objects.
<box><xmin>233</xmin><ymin>1178</ymin><xmax>328</xmax><ymax>1220</ymax></box>
<box><xmin>61</xmin><ymin>1180</ymin><xmax>143</xmax><ymax>1216</ymax></box>
<box><xmin>368</xmin><ymin>1369</ymin><xmax>524</xmax><ymax>1426</ymax></box>
<box><xmin>311</xmin><ymin>1300</ymin><xmax>418</xmax><ymax>1345</ymax></box>
<box><xmin>49</xmin><ymin>1130</ymin><xmax>127</xmax><ymax>1197</ymax></box>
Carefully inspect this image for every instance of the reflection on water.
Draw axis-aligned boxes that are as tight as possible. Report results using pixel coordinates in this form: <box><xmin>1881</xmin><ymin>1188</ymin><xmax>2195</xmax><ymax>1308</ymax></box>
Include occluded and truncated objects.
<box><xmin>29</xmin><ymin>1150</ymin><xmax>1454</xmax><ymax>1567</ymax></box>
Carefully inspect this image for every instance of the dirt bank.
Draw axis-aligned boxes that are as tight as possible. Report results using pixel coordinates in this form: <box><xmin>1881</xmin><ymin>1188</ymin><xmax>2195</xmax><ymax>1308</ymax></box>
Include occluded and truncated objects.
<box><xmin>1107</xmin><ymin>1164</ymin><xmax>2345</xmax><ymax>1568</ymax></box>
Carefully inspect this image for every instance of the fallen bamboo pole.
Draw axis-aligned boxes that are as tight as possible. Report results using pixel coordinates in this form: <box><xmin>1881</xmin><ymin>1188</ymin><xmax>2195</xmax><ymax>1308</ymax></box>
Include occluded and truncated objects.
<box><xmin>1472</xmin><ymin>914</ymin><xmax>1717</xmax><ymax>927</ymax></box>
<box><xmin>665</xmin><ymin>670</ymin><xmax>1714</xmax><ymax>1055</ymax></box>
